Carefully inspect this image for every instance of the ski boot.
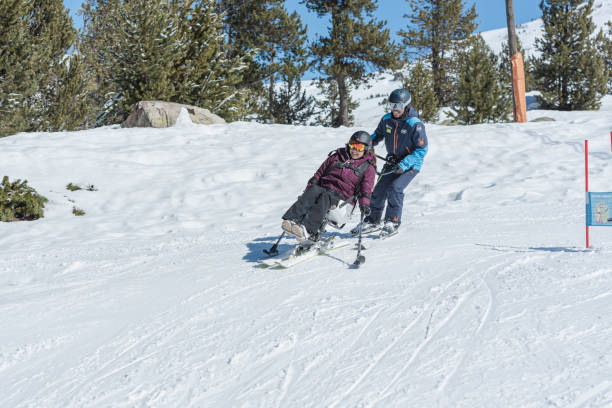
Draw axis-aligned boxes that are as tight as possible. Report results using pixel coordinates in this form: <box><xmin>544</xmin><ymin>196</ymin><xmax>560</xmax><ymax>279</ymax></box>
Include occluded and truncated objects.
<box><xmin>379</xmin><ymin>221</ymin><xmax>400</xmax><ymax>239</ymax></box>
<box><xmin>350</xmin><ymin>218</ymin><xmax>383</xmax><ymax>236</ymax></box>
<box><xmin>282</xmin><ymin>219</ymin><xmax>308</xmax><ymax>241</ymax></box>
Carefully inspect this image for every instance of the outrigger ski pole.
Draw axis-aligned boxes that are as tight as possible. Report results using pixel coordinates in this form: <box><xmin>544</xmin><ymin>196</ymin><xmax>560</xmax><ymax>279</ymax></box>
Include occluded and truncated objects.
<box><xmin>264</xmin><ymin>231</ymin><xmax>286</xmax><ymax>256</ymax></box>
<box><xmin>374</xmin><ymin>154</ymin><xmax>399</xmax><ymax>177</ymax></box>
<box><xmin>352</xmin><ymin>212</ymin><xmax>366</xmax><ymax>268</ymax></box>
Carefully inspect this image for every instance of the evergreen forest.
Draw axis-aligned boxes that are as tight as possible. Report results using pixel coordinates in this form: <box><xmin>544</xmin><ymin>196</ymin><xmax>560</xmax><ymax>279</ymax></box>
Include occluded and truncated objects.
<box><xmin>1</xmin><ymin>0</ymin><xmax>610</xmax><ymax>137</ymax></box>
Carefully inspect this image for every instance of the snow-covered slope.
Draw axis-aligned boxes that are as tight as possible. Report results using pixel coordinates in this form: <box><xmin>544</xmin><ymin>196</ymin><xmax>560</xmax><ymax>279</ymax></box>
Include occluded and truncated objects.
<box><xmin>481</xmin><ymin>0</ymin><xmax>612</xmax><ymax>57</ymax></box>
<box><xmin>1</xmin><ymin>91</ymin><xmax>612</xmax><ymax>406</ymax></box>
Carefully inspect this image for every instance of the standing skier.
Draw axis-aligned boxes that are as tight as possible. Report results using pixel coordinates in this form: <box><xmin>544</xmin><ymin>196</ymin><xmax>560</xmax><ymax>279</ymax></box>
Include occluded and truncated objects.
<box><xmin>355</xmin><ymin>88</ymin><xmax>428</xmax><ymax>237</ymax></box>
<box><xmin>282</xmin><ymin>131</ymin><xmax>376</xmax><ymax>242</ymax></box>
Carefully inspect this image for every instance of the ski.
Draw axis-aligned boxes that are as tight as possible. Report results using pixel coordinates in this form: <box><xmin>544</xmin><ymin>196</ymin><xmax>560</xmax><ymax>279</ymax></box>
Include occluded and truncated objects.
<box><xmin>258</xmin><ymin>247</ymin><xmax>296</xmax><ymax>267</ymax></box>
<box><xmin>276</xmin><ymin>242</ymin><xmax>351</xmax><ymax>268</ymax></box>
<box><xmin>258</xmin><ymin>235</ymin><xmax>351</xmax><ymax>268</ymax></box>
<box><xmin>350</xmin><ymin>223</ymin><xmax>383</xmax><ymax>236</ymax></box>
<box><xmin>378</xmin><ymin>228</ymin><xmax>400</xmax><ymax>240</ymax></box>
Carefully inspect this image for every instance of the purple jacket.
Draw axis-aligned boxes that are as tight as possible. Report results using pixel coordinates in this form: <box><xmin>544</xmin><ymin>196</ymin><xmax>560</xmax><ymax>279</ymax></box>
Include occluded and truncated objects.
<box><xmin>311</xmin><ymin>147</ymin><xmax>376</xmax><ymax>208</ymax></box>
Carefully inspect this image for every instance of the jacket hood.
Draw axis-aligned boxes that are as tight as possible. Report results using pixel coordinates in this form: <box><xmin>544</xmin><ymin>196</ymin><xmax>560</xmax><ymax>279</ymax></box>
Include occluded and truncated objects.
<box><xmin>400</xmin><ymin>104</ymin><xmax>419</xmax><ymax>120</ymax></box>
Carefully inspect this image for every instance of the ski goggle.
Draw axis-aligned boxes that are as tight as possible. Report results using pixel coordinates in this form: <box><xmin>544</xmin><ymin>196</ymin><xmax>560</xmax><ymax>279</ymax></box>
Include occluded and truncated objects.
<box><xmin>390</xmin><ymin>102</ymin><xmax>405</xmax><ymax>111</ymax></box>
<box><xmin>348</xmin><ymin>142</ymin><xmax>366</xmax><ymax>152</ymax></box>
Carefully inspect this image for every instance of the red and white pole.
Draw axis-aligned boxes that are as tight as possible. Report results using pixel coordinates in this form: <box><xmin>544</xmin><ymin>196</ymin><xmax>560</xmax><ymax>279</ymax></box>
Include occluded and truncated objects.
<box><xmin>585</xmin><ymin>139</ymin><xmax>589</xmax><ymax>248</ymax></box>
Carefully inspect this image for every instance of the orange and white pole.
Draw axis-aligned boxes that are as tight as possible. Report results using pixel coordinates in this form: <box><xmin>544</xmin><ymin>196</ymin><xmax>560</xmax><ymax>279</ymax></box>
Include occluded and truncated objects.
<box><xmin>585</xmin><ymin>140</ymin><xmax>589</xmax><ymax>248</ymax></box>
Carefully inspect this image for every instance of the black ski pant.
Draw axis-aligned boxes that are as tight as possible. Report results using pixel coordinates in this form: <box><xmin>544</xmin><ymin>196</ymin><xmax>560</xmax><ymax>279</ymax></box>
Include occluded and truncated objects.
<box><xmin>283</xmin><ymin>184</ymin><xmax>342</xmax><ymax>236</ymax></box>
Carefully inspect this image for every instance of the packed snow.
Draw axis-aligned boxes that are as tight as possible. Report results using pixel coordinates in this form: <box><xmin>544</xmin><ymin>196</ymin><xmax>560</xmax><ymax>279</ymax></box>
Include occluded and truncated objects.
<box><xmin>2</xmin><ymin>88</ymin><xmax>612</xmax><ymax>406</ymax></box>
<box><xmin>2</xmin><ymin>3</ymin><xmax>612</xmax><ymax>404</ymax></box>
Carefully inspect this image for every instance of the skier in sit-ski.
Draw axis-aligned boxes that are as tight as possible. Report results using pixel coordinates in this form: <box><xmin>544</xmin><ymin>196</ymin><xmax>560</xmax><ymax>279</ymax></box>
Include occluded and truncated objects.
<box><xmin>282</xmin><ymin>131</ymin><xmax>376</xmax><ymax>242</ymax></box>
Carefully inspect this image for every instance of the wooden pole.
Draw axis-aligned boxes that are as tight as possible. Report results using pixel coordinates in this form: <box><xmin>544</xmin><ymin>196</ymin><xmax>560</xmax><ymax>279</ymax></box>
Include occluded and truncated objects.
<box><xmin>505</xmin><ymin>0</ymin><xmax>527</xmax><ymax>122</ymax></box>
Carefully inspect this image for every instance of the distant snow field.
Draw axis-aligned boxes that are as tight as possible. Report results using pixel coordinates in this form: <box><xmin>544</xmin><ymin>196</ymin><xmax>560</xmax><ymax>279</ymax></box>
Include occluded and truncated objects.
<box><xmin>1</xmin><ymin>3</ymin><xmax>612</xmax><ymax>406</ymax></box>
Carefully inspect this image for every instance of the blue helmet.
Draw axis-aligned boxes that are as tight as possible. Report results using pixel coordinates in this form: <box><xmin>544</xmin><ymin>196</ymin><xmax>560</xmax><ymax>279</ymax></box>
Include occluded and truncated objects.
<box><xmin>389</xmin><ymin>89</ymin><xmax>411</xmax><ymax>106</ymax></box>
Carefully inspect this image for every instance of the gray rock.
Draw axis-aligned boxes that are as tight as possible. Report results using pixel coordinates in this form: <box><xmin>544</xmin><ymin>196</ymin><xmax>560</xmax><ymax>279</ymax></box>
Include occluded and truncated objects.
<box><xmin>123</xmin><ymin>101</ymin><xmax>225</xmax><ymax>128</ymax></box>
<box><xmin>529</xmin><ymin>116</ymin><xmax>555</xmax><ymax>122</ymax></box>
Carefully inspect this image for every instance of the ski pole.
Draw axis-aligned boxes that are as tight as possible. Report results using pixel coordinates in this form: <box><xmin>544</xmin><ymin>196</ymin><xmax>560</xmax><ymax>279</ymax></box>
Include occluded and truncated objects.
<box><xmin>376</xmin><ymin>154</ymin><xmax>392</xmax><ymax>162</ymax></box>
<box><xmin>353</xmin><ymin>212</ymin><xmax>366</xmax><ymax>267</ymax></box>
<box><xmin>264</xmin><ymin>231</ymin><xmax>286</xmax><ymax>256</ymax></box>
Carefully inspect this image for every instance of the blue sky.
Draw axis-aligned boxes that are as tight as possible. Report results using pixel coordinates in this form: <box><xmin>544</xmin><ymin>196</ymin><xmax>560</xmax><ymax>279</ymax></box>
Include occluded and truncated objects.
<box><xmin>63</xmin><ymin>0</ymin><xmax>542</xmax><ymax>37</ymax></box>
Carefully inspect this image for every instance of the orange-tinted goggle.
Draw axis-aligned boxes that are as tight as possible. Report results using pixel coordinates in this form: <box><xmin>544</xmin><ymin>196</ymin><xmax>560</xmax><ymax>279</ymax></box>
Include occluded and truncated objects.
<box><xmin>348</xmin><ymin>142</ymin><xmax>366</xmax><ymax>152</ymax></box>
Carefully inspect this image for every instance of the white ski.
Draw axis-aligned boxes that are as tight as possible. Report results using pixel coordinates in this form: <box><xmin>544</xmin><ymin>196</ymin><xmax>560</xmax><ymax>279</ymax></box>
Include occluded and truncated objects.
<box><xmin>378</xmin><ymin>228</ymin><xmax>400</xmax><ymax>240</ymax></box>
<box><xmin>258</xmin><ymin>235</ymin><xmax>350</xmax><ymax>269</ymax></box>
<box><xmin>350</xmin><ymin>223</ymin><xmax>383</xmax><ymax>236</ymax></box>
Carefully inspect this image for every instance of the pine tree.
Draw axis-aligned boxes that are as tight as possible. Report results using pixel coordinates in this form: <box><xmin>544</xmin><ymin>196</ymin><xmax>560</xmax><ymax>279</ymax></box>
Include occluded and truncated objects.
<box><xmin>43</xmin><ymin>53</ymin><xmax>96</xmax><ymax>131</ymax></box>
<box><xmin>399</xmin><ymin>0</ymin><xmax>477</xmax><ymax>107</ymax></box>
<box><xmin>173</xmin><ymin>0</ymin><xmax>248</xmax><ymax>120</ymax></box>
<box><xmin>0</xmin><ymin>0</ymin><xmax>31</xmax><ymax>137</ymax></box>
<box><xmin>304</xmin><ymin>0</ymin><xmax>401</xmax><ymax>127</ymax></box>
<box><xmin>451</xmin><ymin>35</ymin><xmax>512</xmax><ymax>124</ymax></box>
<box><xmin>403</xmin><ymin>59</ymin><xmax>439</xmax><ymax>122</ymax></box>
<box><xmin>0</xmin><ymin>176</ymin><xmax>48</xmax><ymax>221</ymax></box>
<box><xmin>314</xmin><ymin>78</ymin><xmax>358</xmax><ymax>127</ymax></box>
<box><xmin>0</xmin><ymin>0</ymin><xmax>81</xmax><ymax>137</ymax></box>
<box><xmin>88</xmin><ymin>0</ymin><xmax>182</xmax><ymax>122</ymax></box>
<box><xmin>81</xmin><ymin>0</ymin><xmax>247</xmax><ymax>124</ymax></box>
<box><xmin>533</xmin><ymin>0</ymin><xmax>607</xmax><ymax>110</ymax></box>
<box><xmin>217</xmin><ymin>1</ymin><xmax>311</xmax><ymax>122</ymax></box>
<box><xmin>269</xmin><ymin>76</ymin><xmax>316</xmax><ymax>125</ymax></box>
<box><xmin>597</xmin><ymin>22</ymin><xmax>612</xmax><ymax>94</ymax></box>
<box><xmin>80</xmin><ymin>0</ymin><xmax>122</xmax><ymax>124</ymax></box>
<box><xmin>263</xmin><ymin>10</ymin><xmax>312</xmax><ymax>123</ymax></box>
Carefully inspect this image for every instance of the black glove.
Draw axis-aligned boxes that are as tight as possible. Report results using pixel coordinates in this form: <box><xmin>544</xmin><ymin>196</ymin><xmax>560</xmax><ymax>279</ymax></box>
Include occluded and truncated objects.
<box><xmin>393</xmin><ymin>164</ymin><xmax>404</xmax><ymax>174</ymax></box>
<box><xmin>360</xmin><ymin>205</ymin><xmax>371</xmax><ymax>217</ymax></box>
<box><xmin>386</xmin><ymin>154</ymin><xmax>399</xmax><ymax>165</ymax></box>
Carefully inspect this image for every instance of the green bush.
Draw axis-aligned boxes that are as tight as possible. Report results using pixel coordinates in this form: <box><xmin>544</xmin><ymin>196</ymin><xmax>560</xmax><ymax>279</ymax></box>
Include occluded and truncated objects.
<box><xmin>72</xmin><ymin>206</ymin><xmax>85</xmax><ymax>216</ymax></box>
<box><xmin>67</xmin><ymin>182</ymin><xmax>98</xmax><ymax>192</ymax></box>
<box><xmin>0</xmin><ymin>176</ymin><xmax>48</xmax><ymax>222</ymax></box>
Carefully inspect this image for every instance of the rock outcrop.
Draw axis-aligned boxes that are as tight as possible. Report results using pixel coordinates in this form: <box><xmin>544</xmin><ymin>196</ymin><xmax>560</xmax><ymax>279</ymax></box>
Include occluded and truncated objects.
<box><xmin>123</xmin><ymin>101</ymin><xmax>225</xmax><ymax>128</ymax></box>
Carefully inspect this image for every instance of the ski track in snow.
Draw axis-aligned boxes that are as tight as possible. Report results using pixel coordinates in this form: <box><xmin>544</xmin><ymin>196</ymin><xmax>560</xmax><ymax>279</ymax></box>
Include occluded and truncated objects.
<box><xmin>1</xmin><ymin>77</ymin><xmax>612</xmax><ymax>406</ymax></box>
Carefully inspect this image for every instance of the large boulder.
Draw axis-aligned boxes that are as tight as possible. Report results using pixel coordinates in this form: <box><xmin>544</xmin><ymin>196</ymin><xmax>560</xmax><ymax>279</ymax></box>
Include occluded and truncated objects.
<box><xmin>122</xmin><ymin>101</ymin><xmax>226</xmax><ymax>128</ymax></box>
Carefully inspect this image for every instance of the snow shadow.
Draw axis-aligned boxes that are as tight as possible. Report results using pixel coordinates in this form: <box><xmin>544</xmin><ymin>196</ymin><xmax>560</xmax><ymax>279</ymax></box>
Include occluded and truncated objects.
<box><xmin>476</xmin><ymin>243</ymin><xmax>592</xmax><ymax>253</ymax></box>
<box><xmin>245</xmin><ymin>233</ymin><xmax>358</xmax><ymax>265</ymax></box>
<box><xmin>244</xmin><ymin>236</ymin><xmax>294</xmax><ymax>263</ymax></box>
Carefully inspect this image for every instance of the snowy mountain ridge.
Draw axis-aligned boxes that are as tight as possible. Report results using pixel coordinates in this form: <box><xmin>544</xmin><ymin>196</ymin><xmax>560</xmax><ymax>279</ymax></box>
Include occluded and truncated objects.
<box><xmin>480</xmin><ymin>0</ymin><xmax>612</xmax><ymax>56</ymax></box>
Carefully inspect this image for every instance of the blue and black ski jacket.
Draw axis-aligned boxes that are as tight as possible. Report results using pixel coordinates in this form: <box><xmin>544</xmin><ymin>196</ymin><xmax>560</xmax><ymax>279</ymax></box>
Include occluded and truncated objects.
<box><xmin>371</xmin><ymin>105</ymin><xmax>428</xmax><ymax>172</ymax></box>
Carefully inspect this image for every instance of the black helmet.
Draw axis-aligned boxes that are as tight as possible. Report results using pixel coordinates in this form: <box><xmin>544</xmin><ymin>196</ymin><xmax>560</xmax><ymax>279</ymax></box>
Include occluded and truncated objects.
<box><xmin>389</xmin><ymin>88</ymin><xmax>411</xmax><ymax>105</ymax></box>
<box><xmin>348</xmin><ymin>130</ymin><xmax>371</xmax><ymax>148</ymax></box>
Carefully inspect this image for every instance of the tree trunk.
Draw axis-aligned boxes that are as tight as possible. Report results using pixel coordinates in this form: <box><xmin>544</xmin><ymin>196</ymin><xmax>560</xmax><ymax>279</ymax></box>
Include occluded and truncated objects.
<box><xmin>505</xmin><ymin>0</ymin><xmax>519</xmax><ymax>56</ymax></box>
<box><xmin>336</xmin><ymin>74</ymin><xmax>349</xmax><ymax>127</ymax></box>
<box><xmin>431</xmin><ymin>45</ymin><xmax>443</xmax><ymax>106</ymax></box>
<box><xmin>268</xmin><ymin>51</ymin><xmax>276</xmax><ymax>123</ymax></box>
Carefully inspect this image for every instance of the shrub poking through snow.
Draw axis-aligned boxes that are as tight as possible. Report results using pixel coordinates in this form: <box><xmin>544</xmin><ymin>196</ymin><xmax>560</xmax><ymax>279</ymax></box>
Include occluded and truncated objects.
<box><xmin>72</xmin><ymin>206</ymin><xmax>85</xmax><ymax>216</ymax></box>
<box><xmin>67</xmin><ymin>182</ymin><xmax>97</xmax><ymax>192</ymax></box>
<box><xmin>0</xmin><ymin>176</ymin><xmax>48</xmax><ymax>221</ymax></box>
